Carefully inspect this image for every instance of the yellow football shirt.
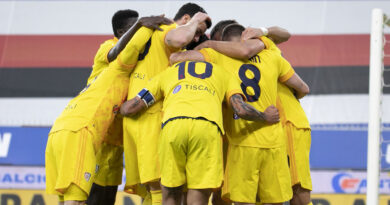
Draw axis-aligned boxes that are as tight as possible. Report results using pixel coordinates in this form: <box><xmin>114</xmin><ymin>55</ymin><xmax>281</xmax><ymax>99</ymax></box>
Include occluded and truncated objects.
<box><xmin>261</xmin><ymin>37</ymin><xmax>311</xmax><ymax>129</ymax></box>
<box><xmin>127</xmin><ymin>23</ymin><xmax>179</xmax><ymax>112</ymax></box>
<box><xmin>50</xmin><ymin>27</ymin><xmax>154</xmax><ymax>148</ymax></box>
<box><xmin>144</xmin><ymin>61</ymin><xmax>244</xmax><ymax>134</ymax></box>
<box><xmin>199</xmin><ymin>38</ymin><xmax>294</xmax><ymax>148</ymax></box>
<box><xmin>87</xmin><ymin>37</ymin><xmax>118</xmax><ymax>84</ymax></box>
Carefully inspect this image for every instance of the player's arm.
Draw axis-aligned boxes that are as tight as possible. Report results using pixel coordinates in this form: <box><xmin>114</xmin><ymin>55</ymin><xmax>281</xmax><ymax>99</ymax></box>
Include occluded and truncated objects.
<box><xmin>165</xmin><ymin>12</ymin><xmax>210</xmax><ymax>49</ymax></box>
<box><xmin>229</xmin><ymin>94</ymin><xmax>279</xmax><ymax>123</ymax></box>
<box><xmin>120</xmin><ymin>96</ymin><xmax>146</xmax><ymax>116</ymax></box>
<box><xmin>241</xmin><ymin>26</ymin><xmax>291</xmax><ymax>44</ymax></box>
<box><xmin>108</xmin><ymin>15</ymin><xmax>173</xmax><ymax>62</ymax></box>
<box><xmin>121</xmin><ymin>73</ymin><xmax>162</xmax><ymax>116</ymax></box>
<box><xmin>169</xmin><ymin>50</ymin><xmax>205</xmax><ymax>65</ymax></box>
<box><xmin>120</xmin><ymin>87</ymin><xmax>157</xmax><ymax>116</ymax></box>
<box><xmin>195</xmin><ymin>39</ymin><xmax>265</xmax><ymax>60</ymax></box>
<box><xmin>283</xmin><ymin>73</ymin><xmax>310</xmax><ymax>99</ymax></box>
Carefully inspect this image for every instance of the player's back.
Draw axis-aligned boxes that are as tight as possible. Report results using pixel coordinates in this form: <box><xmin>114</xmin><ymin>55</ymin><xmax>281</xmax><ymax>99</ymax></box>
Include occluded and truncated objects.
<box><xmin>277</xmin><ymin>83</ymin><xmax>310</xmax><ymax>129</ymax></box>
<box><xmin>88</xmin><ymin>38</ymin><xmax>117</xmax><ymax>84</ymax></box>
<box><xmin>50</xmin><ymin>60</ymin><xmax>130</xmax><ymax>145</ymax></box>
<box><xmin>127</xmin><ymin>23</ymin><xmax>179</xmax><ymax>113</ymax></box>
<box><xmin>200</xmin><ymin>44</ymin><xmax>294</xmax><ymax>148</ymax></box>
<box><xmin>149</xmin><ymin>61</ymin><xmax>240</xmax><ymax>134</ymax></box>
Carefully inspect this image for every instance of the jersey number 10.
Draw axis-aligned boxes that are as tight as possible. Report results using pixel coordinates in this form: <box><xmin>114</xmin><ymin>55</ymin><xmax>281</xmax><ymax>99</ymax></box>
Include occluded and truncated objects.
<box><xmin>176</xmin><ymin>61</ymin><xmax>213</xmax><ymax>80</ymax></box>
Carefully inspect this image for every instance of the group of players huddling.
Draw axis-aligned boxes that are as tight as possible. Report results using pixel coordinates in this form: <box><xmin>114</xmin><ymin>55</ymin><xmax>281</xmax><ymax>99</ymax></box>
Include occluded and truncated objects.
<box><xmin>45</xmin><ymin>2</ymin><xmax>312</xmax><ymax>205</ymax></box>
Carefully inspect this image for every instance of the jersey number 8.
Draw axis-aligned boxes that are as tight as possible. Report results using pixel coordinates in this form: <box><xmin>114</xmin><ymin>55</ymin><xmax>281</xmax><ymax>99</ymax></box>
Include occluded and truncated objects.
<box><xmin>238</xmin><ymin>64</ymin><xmax>261</xmax><ymax>102</ymax></box>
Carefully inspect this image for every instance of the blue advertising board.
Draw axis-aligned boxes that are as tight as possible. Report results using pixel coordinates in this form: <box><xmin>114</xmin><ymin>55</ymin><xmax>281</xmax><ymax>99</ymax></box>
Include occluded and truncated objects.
<box><xmin>0</xmin><ymin>127</ymin><xmax>49</xmax><ymax>166</ymax></box>
<box><xmin>1</xmin><ymin>124</ymin><xmax>390</xmax><ymax>169</ymax></box>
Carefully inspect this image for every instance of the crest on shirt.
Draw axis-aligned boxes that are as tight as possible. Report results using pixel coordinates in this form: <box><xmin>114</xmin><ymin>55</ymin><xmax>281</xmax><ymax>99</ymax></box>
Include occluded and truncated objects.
<box><xmin>173</xmin><ymin>85</ymin><xmax>182</xmax><ymax>94</ymax></box>
<box><xmin>84</xmin><ymin>172</ymin><xmax>91</xmax><ymax>182</ymax></box>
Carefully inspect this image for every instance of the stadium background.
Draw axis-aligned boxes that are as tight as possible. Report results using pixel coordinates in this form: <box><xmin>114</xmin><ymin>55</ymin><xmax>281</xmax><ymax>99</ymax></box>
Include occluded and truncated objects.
<box><xmin>1</xmin><ymin>0</ymin><xmax>390</xmax><ymax>204</ymax></box>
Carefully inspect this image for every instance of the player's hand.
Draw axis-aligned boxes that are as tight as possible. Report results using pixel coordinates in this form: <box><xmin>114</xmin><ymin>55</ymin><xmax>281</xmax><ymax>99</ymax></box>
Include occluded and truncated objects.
<box><xmin>139</xmin><ymin>14</ymin><xmax>173</xmax><ymax>31</ymax></box>
<box><xmin>264</xmin><ymin>105</ymin><xmax>279</xmax><ymax>124</ymax></box>
<box><xmin>194</xmin><ymin>40</ymin><xmax>211</xmax><ymax>50</ymax></box>
<box><xmin>191</xmin><ymin>12</ymin><xmax>211</xmax><ymax>24</ymax></box>
<box><xmin>169</xmin><ymin>52</ymin><xmax>180</xmax><ymax>65</ymax></box>
<box><xmin>241</xmin><ymin>27</ymin><xmax>264</xmax><ymax>41</ymax></box>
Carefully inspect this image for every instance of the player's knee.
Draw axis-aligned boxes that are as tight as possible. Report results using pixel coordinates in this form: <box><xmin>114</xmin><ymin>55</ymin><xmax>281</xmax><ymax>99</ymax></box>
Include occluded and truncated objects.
<box><xmin>147</xmin><ymin>180</ymin><xmax>162</xmax><ymax>191</ymax></box>
<box><xmin>162</xmin><ymin>185</ymin><xmax>183</xmax><ymax>199</ymax></box>
<box><xmin>187</xmin><ymin>189</ymin><xmax>212</xmax><ymax>205</ymax></box>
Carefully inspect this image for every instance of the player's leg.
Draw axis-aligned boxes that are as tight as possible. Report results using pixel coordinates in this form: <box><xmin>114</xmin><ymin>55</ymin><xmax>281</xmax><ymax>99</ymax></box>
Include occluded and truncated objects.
<box><xmin>290</xmin><ymin>184</ymin><xmax>311</xmax><ymax>205</ymax></box>
<box><xmin>257</xmin><ymin>147</ymin><xmax>292</xmax><ymax>205</ymax></box>
<box><xmin>138</xmin><ymin>113</ymin><xmax>163</xmax><ymax>205</ymax></box>
<box><xmin>159</xmin><ymin>119</ymin><xmax>188</xmax><ymax>205</ymax></box>
<box><xmin>161</xmin><ymin>185</ymin><xmax>184</xmax><ymax>205</ymax></box>
<box><xmin>46</xmin><ymin>129</ymin><xmax>96</xmax><ymax>204</ymax></box>
<box><xmin>148</xmin><ymin>181</ymin><xmax>162</xmax><ymax>205</ymax></box>
<box><xmin>86</xmin><ymin>141</ymin><xmax>109</xmax><ymax>205</ymax></box>
<box><xmin>235</xmin><ymin>203</ymin><xmax>254</xmax><ymax>205</ymax></box>
<box><xmin>286</xmin><ymin>123</ymin><xmax>312</xmax><ymax>205</ymax></box>
<box><xmin>222</xmin><ymin>145</ymin><xmax>260</xmax><ymax>204</ymax></box>
<box><xmin>186</xmin><ymin>119</ymin><xmax>223</xmax><ymax>205</ymax></box>
<box><xmin>58</xmin><ymin>195</ymin><xmax>65</xmax><ymax>205</ymax></box>
<box><xmin>86</xmin><ymin>183</ymin><xmax>104</xmax><ymax>205</ymax></box>
<box><xmin>212</xmin><ymin>137</ymin><xmax>230</xmax><ymax>205</ymax></box>
<box><xmin>88</xmin><ymin>116</ymin><xmax>124</xmax><ymax>205</ymax></box>
<box><xmin>187</xmin><ymin>189</ymin><xmax>212</xmax><ymax>205</ymax></box>
<box><xmin>63</xmin><ymin>183</ymin><xmax>89</xmax><ymax>205</ymax></box>
<box><xmin>123</xmin><ymin>117</ymin><xmax>143</xmax><ymax>194</ymax></box>
<box><xmin>212</xmin><ymin>189</ymin><xmax>230</xmax><ymax>205</ymax></box>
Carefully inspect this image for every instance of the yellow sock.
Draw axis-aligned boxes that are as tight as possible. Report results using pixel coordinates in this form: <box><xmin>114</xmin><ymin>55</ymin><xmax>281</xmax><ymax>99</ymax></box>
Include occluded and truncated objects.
<box><xmin>308</xmin><ymin>202</ymin><xmax>313</xmax><ymax>205</ymax></box>
<box><xmin>142</xmin><ymin>191</ymin><xmax>152</xmax><ymax>205</ymax></box>
<box><xmin>150</xmin><ymin>190</ymin><xmax>162</xmax><ymax>205</ymax></box>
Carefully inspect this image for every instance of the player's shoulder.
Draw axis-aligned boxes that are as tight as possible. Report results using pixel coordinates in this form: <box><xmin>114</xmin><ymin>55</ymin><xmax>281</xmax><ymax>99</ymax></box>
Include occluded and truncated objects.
<box><xmin>101</xmin><ymin>37</ymin><xmax>117</xmax><ymax>47</ymax></box>
<box><xmin>159</xmin><ymin>23</ymin><xmax>177</xmax><ymax>31</ymax></box>
<box><xmin>154</xmin><ymin>23</ymin><xmax>178</xmax><ymax>37</ymax></box>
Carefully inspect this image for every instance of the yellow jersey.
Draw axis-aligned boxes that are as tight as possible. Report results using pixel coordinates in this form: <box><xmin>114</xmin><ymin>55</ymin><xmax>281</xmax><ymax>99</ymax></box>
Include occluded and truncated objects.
<box><xmin>144</xmin><ymin>61</ymin><xmax>244</xmax><ymax>134</ymax></box>
<box><xmin>261</xmin><ymin>36</ymin><xmax>310</xmax><ymax>129</ymax></box>
<box><xmin>88</xmin><ymin>37</ymin><xmax>118</xmax><ymax>84</ymax></box>
<box><xmin>199</xmin><ymin>37</ymin><xmax>294</xmax><ymax>148</ymax></box>
<box><xmin>127</xmin><ymin>23</ymin><xmax>180</xmax><ymax>114</ymax></box>
<box><xmin>50</xmin><ymin>27</ymin><xmax>154</xmax><ymax>148</ymax></box>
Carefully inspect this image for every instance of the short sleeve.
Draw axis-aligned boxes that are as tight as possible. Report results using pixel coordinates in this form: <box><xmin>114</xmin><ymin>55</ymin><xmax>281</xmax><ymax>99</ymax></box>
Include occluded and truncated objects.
<box><xmin>159</xmin><ymin>23</ymin><xmax>181</xmax><ymax>54</ymax></box>
<box><xmin>225</xmin><ymin>72</ymin><xmax>246</xmax><ymax>105</ymax></box>
<box><xmin>88</xmin><ymin>39</ymin><xmax>116</xmax><ymax>84</ymax></box>
<box><xmin>278</xmin><ymin>56</ymin><xmax>295</xmax><ymax>82</ymax></box>
<box><xmin>144</xmin><ymin>74</ymin><xmax>163</xmax><ymax>102</ymax></box>
<box><xmin>260</xmin><ymin>36</ymin><xmax>282</xmax><ymax>54</ymax></box>
<box><xmin>95</xmin><ymin>39</ymin><xmax>116</xmax><ymax>64</ymax></box>
<box><xmin>199</xmin><ymin>48</ymin><xmax>223</xmax><ymax>64</ymax></box>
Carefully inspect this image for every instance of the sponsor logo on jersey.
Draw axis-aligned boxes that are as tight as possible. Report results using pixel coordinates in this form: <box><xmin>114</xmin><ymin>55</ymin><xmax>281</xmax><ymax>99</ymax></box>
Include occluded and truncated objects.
<box><xmin>84</xmin><ymin>172</ymin><xmax>91</xmax><ymax>182</ymax></box>
<box><xmin>173</xmin><ymin>85</ymin><xmax>181</xmax><ymax>94</ymax></box>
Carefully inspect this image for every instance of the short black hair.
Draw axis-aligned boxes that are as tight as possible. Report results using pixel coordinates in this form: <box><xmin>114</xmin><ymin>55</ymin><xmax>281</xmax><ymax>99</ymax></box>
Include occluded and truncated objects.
<box><xmin>112</xmin><ymin>9</ymin><xmax>139</xmax><ymax>38</ymax></box>
<box><xmin>185</xmin><ymin>34</ymin><xmax>209</xmax><ymax>50</ymax></box>
<box><xmin>221</xmin><ymin>23</ymin><xmax>245</xmax><ymax>41</ymax></box>
<box><xmin>173</xmin><ymin>3</ymin><xmax>211</xmax><ymax>28</ymax></box>
<box><xmin>210</xmin><ymin>20</ymin><xmax>237</xmax><ymax>40</ymax></box>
